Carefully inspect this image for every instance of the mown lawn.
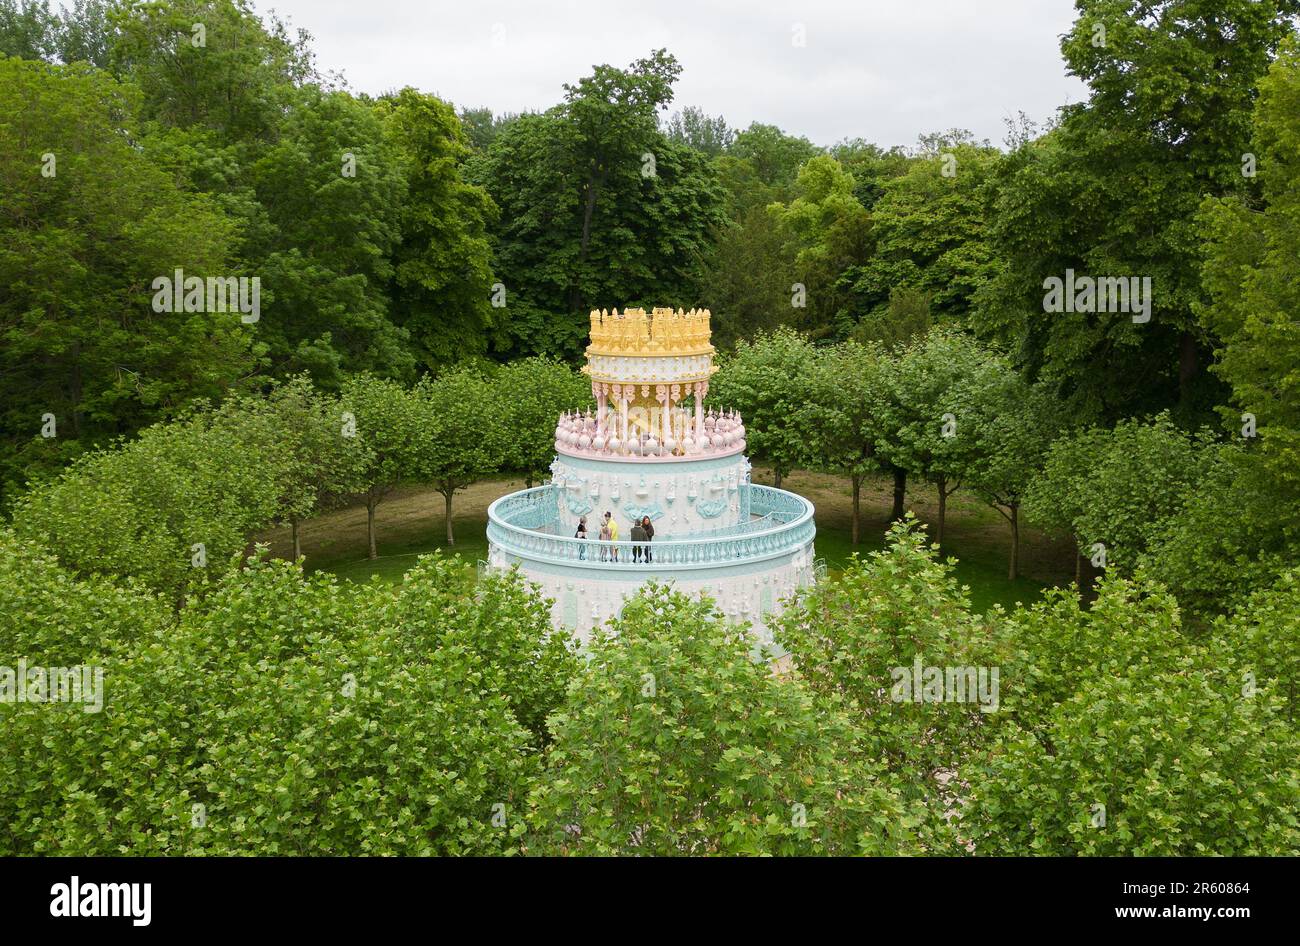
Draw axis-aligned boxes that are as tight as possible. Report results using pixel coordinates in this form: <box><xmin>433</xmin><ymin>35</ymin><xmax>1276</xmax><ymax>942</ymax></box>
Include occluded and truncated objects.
<box><xmin>257</xmin><ymin>468</ymin><xmax>1074</xmax><ymax>613</ymax></box>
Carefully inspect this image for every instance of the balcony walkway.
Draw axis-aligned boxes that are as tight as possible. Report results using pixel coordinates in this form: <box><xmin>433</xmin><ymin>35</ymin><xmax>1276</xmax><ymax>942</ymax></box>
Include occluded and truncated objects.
<box><xmin>487</xmin><ymin>483</ymin><xmax>815</xmax><ymax>571</ymax></box>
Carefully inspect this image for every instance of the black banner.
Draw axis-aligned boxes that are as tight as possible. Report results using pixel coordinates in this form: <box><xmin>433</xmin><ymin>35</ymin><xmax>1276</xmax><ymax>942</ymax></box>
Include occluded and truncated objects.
<box><xmin>0</xmin><ymin>856</ymin><xmax>1285</xmax><ymax>933</ymax></box>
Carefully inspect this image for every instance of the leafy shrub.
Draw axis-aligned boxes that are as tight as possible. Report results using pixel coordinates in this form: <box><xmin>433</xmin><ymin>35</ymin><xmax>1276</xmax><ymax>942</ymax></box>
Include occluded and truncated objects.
<box><xmin>776</xmin><ymin>519</ymin><xmax>999</xmax><ymax>829</ymax></box>
<box><xmin>378</xmin><ymin>555</ymin><xmax>580</xmax><ymax>744</ymax></box>
<box><xmin>526</xmin><ymin>584</ymin><xmax>922</xmax><ymax>856</ymax></box>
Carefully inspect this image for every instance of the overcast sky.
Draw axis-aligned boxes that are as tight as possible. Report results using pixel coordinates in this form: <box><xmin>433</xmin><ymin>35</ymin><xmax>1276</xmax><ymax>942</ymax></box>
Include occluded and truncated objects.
<box><xmin>248</xmin><ymin>0</ymin><xmax>1090</xmax><ymax>149</ymax></box>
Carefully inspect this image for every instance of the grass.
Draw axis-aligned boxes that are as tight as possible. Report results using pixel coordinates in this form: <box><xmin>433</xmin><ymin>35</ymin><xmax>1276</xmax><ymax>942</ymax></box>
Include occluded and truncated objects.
<box><xmin>254</xmin><ymin>478</ymin><xmax>515</xmax><ymax>585</ymax></box>
<box><xmin>811</xmin><ymin>525</ymin><xmax>1047</xmax><ymax>614</ymax></box>
<box><xmin>256</xmin><ymin>469</ymin><xmax>1075</xmax><ymax>613</ymax></box>
<box><xmin>773</xmin><ymin>467</ymin><xmax>1072</xmax><ymax>612</ymax></box>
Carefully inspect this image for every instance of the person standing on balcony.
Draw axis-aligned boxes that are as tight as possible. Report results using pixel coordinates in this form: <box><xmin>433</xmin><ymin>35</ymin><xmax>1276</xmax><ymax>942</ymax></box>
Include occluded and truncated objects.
<box><xmin>575</xmin><ymin>516</ymin><xmax>588</xmax><ymax>560</ymax></box>
<box><xmin>641</xmin><ymin>515</ymin><xmax>654</xmax><ymax>563</ymax></box>
<box><xmin>604</xmin><ymin>511</ymin><xmax>619</xmax><ymax>562</ymax></box>
<box><xmin>598</xmin><ymin>516</ymin><xmax>611</xmax><ymax>561</ymax></box>
<box><xmin>631</xmin><ymin>519</ymin><xmax>647</xmax><ymax>562</ymax></box>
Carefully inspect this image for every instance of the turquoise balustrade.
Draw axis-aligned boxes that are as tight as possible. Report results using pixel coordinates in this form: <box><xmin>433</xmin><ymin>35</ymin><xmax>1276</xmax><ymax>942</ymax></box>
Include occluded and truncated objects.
<box><xmin>487</xmin><ymin>484</ymin><xmax>814</xmax><ymax>571</ymax></box>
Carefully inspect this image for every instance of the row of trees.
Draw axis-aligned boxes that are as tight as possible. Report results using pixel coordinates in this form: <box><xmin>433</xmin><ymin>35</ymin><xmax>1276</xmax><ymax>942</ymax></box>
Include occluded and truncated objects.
<box><xmin>3</xmin><ymin>520</ymin><xmax>1296</xmax><ymax>855</ymax></box>
<box><xmin>11</xmin><ymin>360</ymin><xmax>589</xmax><ymax>598</ymax></box>
<box><xmin>714</xmin><ymin>324</ymin><xmax>1299</xmax><ymax>618</ymax></box>
<box><xmin>714</xmin><ymin>329</ymin><xmax>1059</xmax><ymax>580</ymax></box>
<box><xmin>17</xmin><ymin>316</ymin><xmax>1290</xmax><ymax>621</ymax></box>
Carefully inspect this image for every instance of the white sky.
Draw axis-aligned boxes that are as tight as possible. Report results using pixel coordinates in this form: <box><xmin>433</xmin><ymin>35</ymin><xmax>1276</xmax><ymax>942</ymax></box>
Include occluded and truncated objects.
<box><xmin>253</xmin><ymin>0</ymin><xmax>1091</xmax><ymax>149</ymax></box>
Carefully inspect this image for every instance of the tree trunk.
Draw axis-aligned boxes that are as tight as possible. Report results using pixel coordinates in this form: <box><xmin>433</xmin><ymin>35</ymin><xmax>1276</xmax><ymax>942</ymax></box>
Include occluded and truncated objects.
<box><xmin>890</xmin><ymin>466</ymin><xmax>907</xmax><ymax>521</ymax></box>
<box><xmin>773</xmin><ymin>468</ymin><xmax>783</xmax><ymax>489</ymax></box>
<box><xmin>936</xmin><ymin>476</ymin><xmax>946</xmax><ymax>546</ymax></box>
<box><xmin>71</xmin><ymin>343</ymin><xmax>84</xmax><ymax>437</ymax></box>
<box><xmin>291</xmin><ymin>517</ymin><xmax>301</xmax><ymax>561</ymax></box>
<box><xmin>366</xmin><ymin>496</ymin><xmax>378</xmax><ymax>560</ymax></box>
<box><xmin>570</xmin><ymin>171</ymin><xmax>602</xmax><ymax>310</ymax></box>
<box><xmin>580</xmin><ymin>176</ymin><xmax>598</xmax><ymax>255</ymax></box>
<box><xmin>1075</xmin><ymin>544</ymin><xmax>1083</xmax><ymax>589</ymax></box>
<box><xmin>444</xmin><ymin>490</ymin><xmax>455</xmax><ymax>546</ymax></box>
<box><xmin>1178</xmin><ymin>330</ymin><xmax>1198</xmax><ymax>406</ymax></box>
<box><xmin>850</xmin><ymin>474</ymin><xmax>861</xmax><ymax>546</ymax></box>
<box><xmin>1008</xmin><ymin>505</ymin><xmax>1020</xmax><ymax>581</ymax></box>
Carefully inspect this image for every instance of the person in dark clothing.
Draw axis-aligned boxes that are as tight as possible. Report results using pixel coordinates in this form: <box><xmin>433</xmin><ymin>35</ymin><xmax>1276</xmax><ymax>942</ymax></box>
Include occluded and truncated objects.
<box><xmin>630</xmin><ymin>521</ymin><xmax>647</xmax><ymax>562</ymax></box>
<box><xmin>641</xmin><ymin>515</ymin><xmax>654</xmax><ymax>563</ymax></box>
<box><xmin>575</xmin><ymin>516</ymin><xmax>588</xmax><ymax>559</ymax></box>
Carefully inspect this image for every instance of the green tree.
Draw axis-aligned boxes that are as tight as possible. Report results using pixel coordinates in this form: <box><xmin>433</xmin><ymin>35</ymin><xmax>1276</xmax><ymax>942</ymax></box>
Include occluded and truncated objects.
<box><xmin>1219</xmin><ymin>566</ymin><xmax>1300</xmax><ymax>725</ymax></box>
<box><xmin>728</xmin><ymin>122</ymin><xmax>820</xmax><ymax>191</ymax></box>
<box><xmin>664</xmin><ymin>105</ymin><xmax>733</xmax><ymax>155</ymax></box>
<box><xmin>246</xmin><ymin>86</ymin><xmax>410</xmax><ymax>384</ymax></box>
<box><xmin>777</xmin><ymin>519</ymin><xmax>998</xmax><ymax>839</ymax></box>
<box><xmin>52</xmin><ymin>0</ymin><xmax>115</xmax><ymax>67</ymax></box>
<box><xmin>852</xmin><ymin>286</ymin><xmax>932</xmax><ymax>350</ymax></box>
<box><xmin>338</xmin><ymin>375</ymin><xmax>428</xmax><ymax>559</ymax></box>
<box><xmin>848</xmin><ymin>141</ymin><xmax>1001</xmax><ymax>329</ymax></box>
<box><xmin>964</xmin><ymin>577</ymin><xmax>1300</xmax><ymax>855</ymax></box>
<box><xmin>963</xmin><ymin>375</ymin><xmax>1060</xmax><ymax>579</ymax></box>
<box><xmin>768</xmin><ymin>155</ymin><xmax>873</xmax><ymax>339</ymax></box>
<box><xmin>10</xmin><ymin>399</ymin><xmax>290</xmax><ymax>600</ymax></box>
<box><xmin>828</xmin><ymin>137</ymin><xmax>912</xmax><ymax>210</ymax></box>
<box><xmin>457</xmin><ymin>105</ymin><xmax>520</xmax><ymax>154</ymax></box>
<box><xmin>250</xmin><ymin>376</ymin><xmax>369</xmax><ymax>561</ymax></box>
<box><xmin>379</xmin><ymin>87</ymin><xmax>499</xmax><ymax>369</ymax></box>
<box><xmin>378</xmin><ymin>554</ymin><xmax>580</xmax><ymax>744</ymax></box>
<box><xmin>471</xmin><ymin>51</ymin><xmax>724</xmax><ymax>357</ymax></box>
<box><xmin>1197</xmin><ymin>34</ymin><xmax>1300</xmax><ymax>569</ymax></box>
<box><xmin>693</xmin><ymin>194</ymin><xmax>794</xmax><ymax>347</ymax></box>
<box><xmin>417</xmin><ymin>369</ymin><xmax>503</xmax><ymax>546</ymax></box>
<box><xmin>0</xmin><ymin>0</ymin><xmax>55</xmax><ymax>58</ymax></box>
<box><xmin>527</xmin><ymin>585</ymin><xmax>920</xmax><ymax>855</ymax></box>
<box><xmin>109</xmin><ymin>0</ymin><xmax>315</xmax><ymax>143</ymax></box>
<box><xmin>974</xmin><ymin>0</ymin><xmax>1300</xmax><ymax>422</ymax></box>
<box><xmin>873</xmin><ymin>331</ymin><xmax>1004</xmax><ymax>545</ymax></box>
<box><xmin>494</xmin><ymin>356</ymin><xmax>591</xmax><ymax>486</ymax></box>
<box><xmin>0</xmin><ymin>549</ymin><xmax>543</xmax><ymax>855</ymax></box>
<box><xmin>1140</xmin><ymin>446</ymin><xmax>1292</xmax><ymax>617</ymax></box>
<box><xmin>710</xmin><ymin>329</ymin><xmax>814</xmax><ymax>488</ymax></box>
<box><xmin>1024</xmin><ymin>415</ymin><xmax>1209</xmax><ymax>578</ymax></box>
<box><xmin>0</xmin><ymin>528</ymin><xmax>170</xmax><ymax>663</ymax></box>
<box><xmin>185</xmin><ymin>557</ymin><xmax>537</xmax><ymax>855</ymax></box>
<box><xmin>801</xmin><ymin>339</ymin><xmax>886</xmax><ymax>544</ymax></box>
<box><xmin>0</xmin><ymin>56</ymin><xmax>261</xmax><ymax>501</ymax></box>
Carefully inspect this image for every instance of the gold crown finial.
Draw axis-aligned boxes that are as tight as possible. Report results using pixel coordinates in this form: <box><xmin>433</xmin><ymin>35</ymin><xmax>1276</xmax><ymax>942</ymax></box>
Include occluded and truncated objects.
<box><xmin>585</xmin><ymin>304</ymin><xmax>715</xmax><ymax>359</ymax></box>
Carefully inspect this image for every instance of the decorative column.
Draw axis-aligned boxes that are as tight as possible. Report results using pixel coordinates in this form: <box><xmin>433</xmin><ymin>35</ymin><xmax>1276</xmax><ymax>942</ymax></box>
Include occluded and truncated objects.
<box><xmin>619</xmin><ymin>386</ymin><xmax>629</xmax><ymax>446</ymax></box>
<box><xmin>694</xmin><ymin>381</ymin><xmax>706</xmax><ymax>441</ymax></box>
<box><xmin>668</xmin><ymin>384</ymin><xmax>680</xmax><ymax>454</ymax></box>
<box><xmin>594</xmin><ymin>382</ymin><xmax>605</xmax><ymax>437</ymax></box>
<box><xmin>657</xmin><ymin>385</ymin><xmax>669</xmax><ymax>455</ymax></box>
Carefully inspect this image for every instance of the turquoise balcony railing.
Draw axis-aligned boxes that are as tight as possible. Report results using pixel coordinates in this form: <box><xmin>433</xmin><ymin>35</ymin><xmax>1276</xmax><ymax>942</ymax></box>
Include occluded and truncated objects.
<box><xmin>487</xmin><ymin>483</ymin><xmax>814</xmax><ymax>570</ymax></box>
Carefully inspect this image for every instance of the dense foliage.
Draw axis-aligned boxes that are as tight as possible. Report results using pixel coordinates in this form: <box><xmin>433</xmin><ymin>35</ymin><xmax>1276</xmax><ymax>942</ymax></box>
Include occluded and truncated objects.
<box><xmin>526</xmin><ymin>585</ymin><xmax>924</xmax><ymax>855</ymax></box>
<box><xmin>2</xmin><ymin>0</ymin><xmax>1299</xmax><ymax>857</ymax></box>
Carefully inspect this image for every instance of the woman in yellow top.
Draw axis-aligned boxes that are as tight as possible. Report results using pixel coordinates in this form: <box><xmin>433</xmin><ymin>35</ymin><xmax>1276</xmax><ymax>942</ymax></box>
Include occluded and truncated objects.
<box><xmin>604</xmin><ymin>511</ymin><xmax>619</xmax><ymax>562</ymax></box>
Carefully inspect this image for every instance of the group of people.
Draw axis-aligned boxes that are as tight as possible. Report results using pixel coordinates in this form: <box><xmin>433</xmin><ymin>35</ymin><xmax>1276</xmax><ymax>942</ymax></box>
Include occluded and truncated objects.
<box><xmin>574</xmin><ymin>511</ymin><xmax>655</xmax><ymax>563</ymax></box>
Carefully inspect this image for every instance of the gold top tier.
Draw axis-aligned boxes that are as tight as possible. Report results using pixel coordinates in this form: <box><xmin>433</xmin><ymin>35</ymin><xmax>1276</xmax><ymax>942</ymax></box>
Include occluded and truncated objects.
<box><xmin>585</xmin><ymin>307</ymin><xmax>715</xmax><ymax>359</ymax></box>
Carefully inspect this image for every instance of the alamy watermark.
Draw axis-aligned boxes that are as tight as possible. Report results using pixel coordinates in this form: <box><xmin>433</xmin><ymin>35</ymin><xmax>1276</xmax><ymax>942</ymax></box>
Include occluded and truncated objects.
<box><xmin>50</xmin><ymin>876</ymin><xmax>150</xmax><ymax>926</ymax></box>
<box><xmin>1042</xmin><ymin>269</ymin><xmax>1152</xmax><ymax>323</ymax></box>
<box><xmin>151</xmin><ymin>268</ymin><xmax>260</xmax><ymax>323</ymax></box>
<box><xmin>0</xmin><ymin>660</ymin><xmax>104</xmax><ymax>713</ymax></box>
<box><xmin>890</xmin><ymin>656</ymin><xmax>999</xmax><ymax>713</ymax></box>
